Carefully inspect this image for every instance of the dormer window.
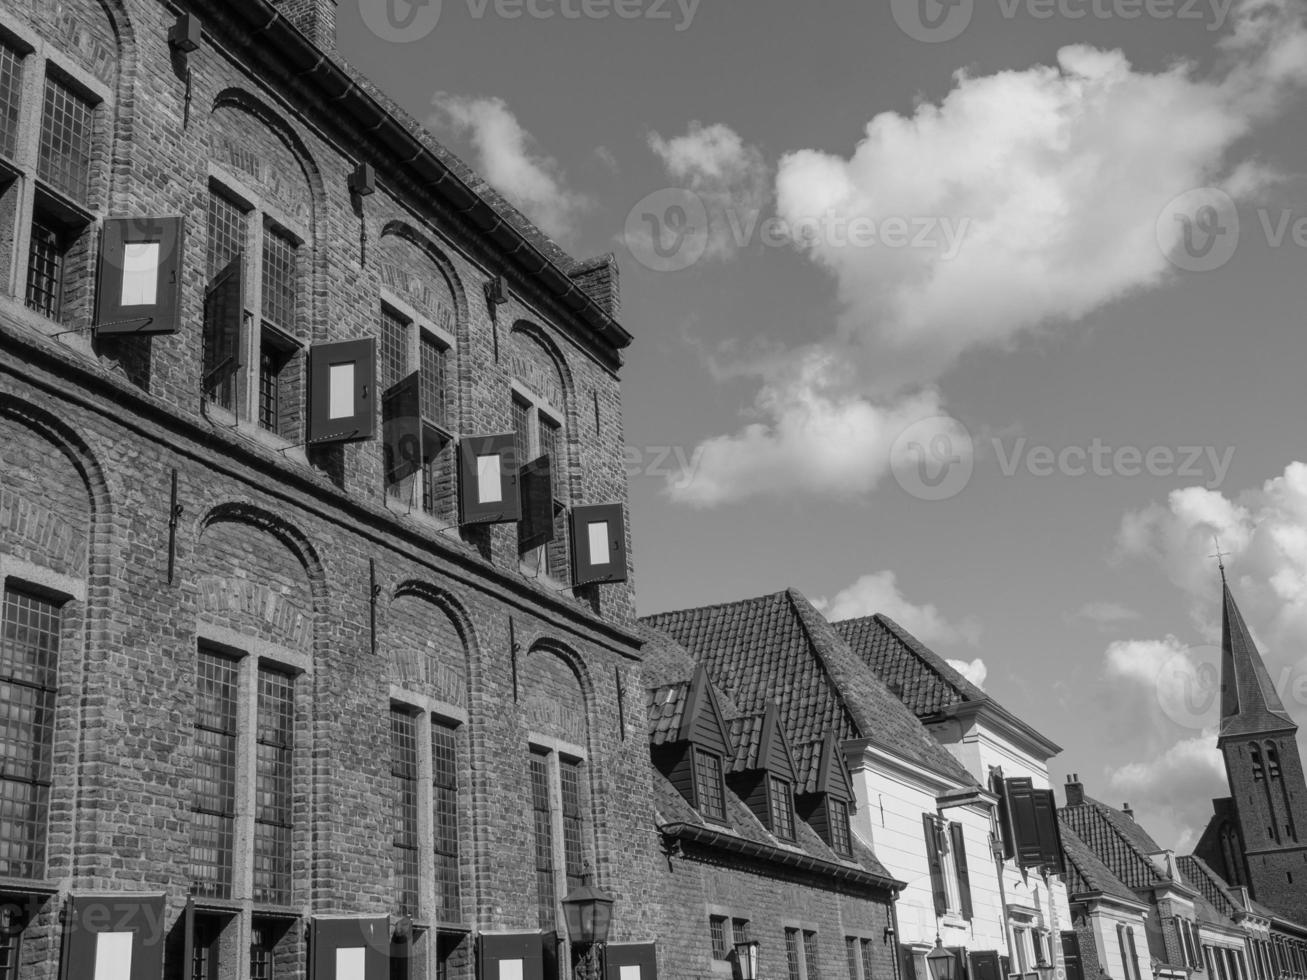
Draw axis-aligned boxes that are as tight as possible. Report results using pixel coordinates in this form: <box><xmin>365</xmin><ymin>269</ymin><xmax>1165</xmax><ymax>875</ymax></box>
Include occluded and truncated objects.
<box><xmin>769</xmin><ymin>776</ymin><xmax>796</xmax><ymax>841</ymax></box>
<box><xmin>829</xmin><ymin>798</ymin><xmax>852</xmax><ymax>857</ymax></box>
<box><xmin>694</xmin><ymin>747</ymin><xmax>726</xmax><ymax>823</ymax></box>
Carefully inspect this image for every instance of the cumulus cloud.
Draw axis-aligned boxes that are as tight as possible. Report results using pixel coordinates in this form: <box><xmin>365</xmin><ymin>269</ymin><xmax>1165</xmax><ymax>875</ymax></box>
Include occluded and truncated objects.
<box><xmin>429</xmin><ymin>94</ymin><xmax>588</xmax><ymax>241</ymax></box>
<box><xmin>673</xmin><ymin>0</ymin><xmax>1307</xmax><ymax>506</ymax></box>
<box><xmin>817</xmin><ymin>569</ymin><xmax>983</xmax><ymax>649</ymax></box>
<box><xmin>646</xmin><ymin>121</ymin><xmax>770</xmax><ymax>262</ymax></box>
<box><xmin>1106</xmin><ymin>736</ymin><xmax>1228</xmax><ymax>852</ymax></box>
<box><xmin>947</xmin><ymin>658</ymin><xmax>988</xmax><ymax>690</ymax></box>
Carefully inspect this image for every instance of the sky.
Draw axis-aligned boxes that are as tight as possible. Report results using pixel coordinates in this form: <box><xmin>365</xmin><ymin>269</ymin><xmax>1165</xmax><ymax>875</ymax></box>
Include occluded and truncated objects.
<box><xmin>340</xmin><ymin>0</ymin><xmax>1307</xmax><ymax>851</ymax></box>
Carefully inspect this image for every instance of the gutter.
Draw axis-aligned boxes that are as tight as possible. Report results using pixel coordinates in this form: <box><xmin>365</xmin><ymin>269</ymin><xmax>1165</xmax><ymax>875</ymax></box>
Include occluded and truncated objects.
<box><xmin>659</xmin><ymin>823</ymin><xmax>906</xmax><ymax>893</ymax></box>
<box><xmin>209</xmin><ymin>2</ymin><xmax>633</xmax><ymax>355</ymax></box>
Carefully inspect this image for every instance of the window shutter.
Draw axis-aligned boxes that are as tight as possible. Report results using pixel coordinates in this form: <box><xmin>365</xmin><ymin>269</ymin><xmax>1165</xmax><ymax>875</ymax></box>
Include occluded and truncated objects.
<box><xmin>1004</xmin><ymin>778</ymin><xmax>1045</xmax><ymax>867</ymax></box>
<box><xmin>1061</xmin><ymin>933</ymin><xmax>1084</xmax><ymax>980</ymax></box>
<box><xmin>458</xmin><ymin>433</ymin><xmax>522</xmax><ymax>525</ymax></box>
<box><xmin>308</xmin><ymin>338</ymin><xmax>377</xmax><ymax>444</ymax></box>
<box><xmin>478</xmin><ymin>932</ymin><xmax>545</xmax><ymax>980</ymax></box>
<box><xmin>1033</xmin><ymin>789</ymin><xmax>1065</xmax><ymax>874</ymax></box>
<box><xmin>519</xmin><ymin>455</ymin><xmax>556</xmax><ymax>551</ymax></box>
<box><xmin>60</xmin><ymin>893</ymin><xmax>167</xmax><ymax>980</ymax></box>
<box><xmin>202</xmin><ymin>255</ymin><xmax>244</xmax><ymax>395</ymax></box>
<box><xmin>923</xmin><ymin>813</ymin><xmax>948</xmax><ymax>916</ymax></box>
<box><xmin>95</xmin><ymin>216</ymin><xmax>184</xmax><ymax>335</ymax></box>
<box><xmin>993</xmin><ymin>770</ymin><xmax>1015</xmax><ymax>861</ymax></box>
<box><xmin>570</xmin><ymin>503</ymin><xmax>628</xmax><ymax>587</ymax></box>
<box><xmin>606</xmin><ymin>943</ymin><xmax>659</xmax><ymax>980</ymax></box>
<box><xmin>383</xmin><ymin>371</ymin><xmax>423</xmax><ymax>484</ymax></box>
<box><xmin>951</xmin><ymin>821</ymin><xmax>973</xmax><ymax>920</ymax></box>
<box><xmin>310</xmin><ymin>916</ymin><xmax>389</xmax><ymax>980</ymax></box>
<box><xmin>970</xmin><ymin>951</ymin><xmax>1002</xmax><ymax>980</ymax></box>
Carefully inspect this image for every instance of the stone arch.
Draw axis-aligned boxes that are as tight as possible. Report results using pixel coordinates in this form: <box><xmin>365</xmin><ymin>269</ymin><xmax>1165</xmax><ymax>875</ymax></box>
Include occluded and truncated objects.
<box><xmin>377</xmin><ymin>222</ymin><xmax>469</xmax><ymax>332</ymax></box>
<box><xmin>0</xmin><ymin>396</ymin><xmax>110</xmax><ymax>578</ymax></box>
<box><xmin>519</xmin><ymin>639</ymin><xmax>594</xmax><ymax>750</ymax></box>
<box><xmin>193</xmin><ymin>504</ymin><xmax>327</xmax><ymax>651</ymax></box>
<box><xmin>383</xmin><ymin>580</ymin><xmax>477</xmax><ymax>707</ymax></box>
<box><xmin>509</xmin><ymin>321</ymin><xmax>573</xmax><ymax>414</ymax></box>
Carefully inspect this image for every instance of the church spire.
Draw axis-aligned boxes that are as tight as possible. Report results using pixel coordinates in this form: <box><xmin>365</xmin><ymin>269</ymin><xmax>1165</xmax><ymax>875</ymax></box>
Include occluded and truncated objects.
<box><xmin>1219</xmin><ymin>580</ymin><xmax>1296</xmax><ymax>739</ymax></box>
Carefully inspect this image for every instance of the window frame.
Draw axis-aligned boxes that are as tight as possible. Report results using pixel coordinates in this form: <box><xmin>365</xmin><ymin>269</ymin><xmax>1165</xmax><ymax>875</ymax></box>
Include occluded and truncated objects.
<box><xmin>692</xmin><ymin>746</ymin><xmax>728</xmax><ymax>824</ymax></box>
<box><xmin>510</xmin><ymin>380</ymin><xmax>569</xmax><ymax>581</ymax></box>
<box><xmin>768</xmin><ymin>775</ymin><xmax>796</xmax><ymax>841</ymax></box>
<box><xmin>526</xmin><ymin>737</ymin><xmax>592</xmax><ymax>934</ymax></box>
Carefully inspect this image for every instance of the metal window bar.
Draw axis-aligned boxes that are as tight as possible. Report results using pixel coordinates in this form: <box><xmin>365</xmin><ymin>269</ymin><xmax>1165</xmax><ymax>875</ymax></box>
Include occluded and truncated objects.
<box><xmin>0</xmin><ymin>589</ymin><xmax>60</xmax><ymax>880</ymax></box>
<box><xmin>191</xmin><ymin>650</ymin><xmax>239</xmax><ymax>898</ymax></box>
<box><xmin>732</xmin><ymin>920</ymin><xmax>750</xmax><ymax>947</ymax></box>
<box><xmin>207</xmin><ymin>190</ymin><xmax>245</xmax><ymax>280</ymax></box>
<box><xmin>432</xmin><ymin>720</ymin><xmax>460</xmax><ymax>920</ymax></box>
<box><xmin>861</xmin><ymin>940</ymin><xmax>875</xmax><ymax>980</ymax></box>
<box><xmin>0</xmin><ymin>43</ymin><xmax>23</xmax><ymax>160</ymax></box>
<box><xmin>249</xmin><ymin>926</ymin><xmax>272</xmax><ymax>980</ymax></box>
<box><xmin>847</xmin><ymin>938</ymin><xmax>860</xmax><ymax>980</ymax></box>
<box><xmin>710</xmin><ymin>917</ymin><xmax>728</xmax><ymax>960</ymax></box>
<box><xmin>37</xmin><ymin>75</ymin><xmax>94</xmax><ymax>203</ymax></box>
<box><xmin>786</xmin><ymin>930</ymin><xmax>802</xmax><ymax>980</ymax></box>
<box><xmin>538</xmin><ymin>414</ymin><xmax>568</xmax><ymax>579</ymax></box>
<box><xmin>529</xmin><ymin>751</ymin><xmax>556</xmax><ymax>929</ymax></box>
<box><xmin>379</xmin><ymin>308</ymin><xmax>408</xmax><ymax>392</ymax></box>
<box><xmin>419</xmin><ymin>333</ymin><xmax>447</xmax><ymax>428</ymax></box>
<box><xmin>25</xmin><ymin>216</ymin><xmax>64</xmax><ymax>321</ymax></box>
<box><xmin>693</xmin><ymin>749</ymin><xmax>725</xmax><ymax>822</ymax></box>
<box><xmin>254</xmin><ymin>668</ymin><xmax>294</xmax><ymax>906</ymax></box>
<box><xmin>391</xmin><ymin>710</ymin><xmax>420</xmax><ymax>915</ymax></box>
<box><xmin>0</xmin><ymin>925</ymin><xmax>18</xmax><ymax>980</ymax></box>
<box><xmin>770</xmin><ymin>777</ymin><xmax>795</xmax><ymax>839</ymax></box>
<box><xmin>261</xmin><ymin>224</ymin><xmax>297</xmax><ymax>334</ymax></box>
<box><xmin>560</xmin><ymin>758</ymin><xmax>585</xmax><ymax>891</ymax></box>
<box><xmin>804</xmin><ymin>931</ymin><xmax>822</xmax><ymax>980</ymax></box>
<box><xmin>257</xmin><ymin>343</ymin><xmax>280</xmax><ymax>432</ymax></box>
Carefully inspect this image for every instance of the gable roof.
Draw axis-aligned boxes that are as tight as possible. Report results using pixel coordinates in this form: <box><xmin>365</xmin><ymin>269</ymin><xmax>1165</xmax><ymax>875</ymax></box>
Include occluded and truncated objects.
<box><xmin>1061</xmin><ymin>826</ymin><xmax>1146</xmax><ymax>905</ymax></box>
<box><xmin>1179</xmin><ymin>854</ymin><xmax>1279</xmax><ymax>922</ymax></box>
<box><xmin>728</xmin><ymin>702</ymin><xmax>799</xmax><ymax>782</ymax></box>
<box><xmin>1220</xmin><ymin>582</ymin><xmax>1298</xmax><ymax>738</ymax></box>
<box><xmin>641</xmin><ymin>589</ymin><xmax>977</xmax><ymax>787</ymax></box>
<box><xmin>1059</xmin><ymin>797</ymin><xmax>1175</xmax><ymax>892</ymax></box>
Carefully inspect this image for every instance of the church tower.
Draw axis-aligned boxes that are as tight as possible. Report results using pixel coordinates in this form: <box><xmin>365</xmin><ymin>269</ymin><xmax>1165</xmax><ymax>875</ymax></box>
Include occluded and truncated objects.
<box><xmin>1217</xmin><ymin>577</ymin><xmax>1307</xmax><ymax>921</ymax></box>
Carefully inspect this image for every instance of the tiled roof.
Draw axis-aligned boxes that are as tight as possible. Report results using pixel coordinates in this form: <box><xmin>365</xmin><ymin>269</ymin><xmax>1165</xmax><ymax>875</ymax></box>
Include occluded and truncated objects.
<box><xmin>642</xmin><ymin>589</ymin><xmax>977</xmax><ymax>786</ymax></box>
<box><xmin>647</xmin><ymin>683</ymin><xmax>689</xmax><ymax>746</ymax></box>
<box><xmin>1061</xmin><ymin>826</ymin><xmax>1143</xmax><ymax>905</ymax></box>
<box><xmin>728</xmin><ymin>713</ymin><xmax>766</xmax><ymax>772</ymax></box>
<box><xmin>835</xmin><ymin>614</ymin><xmax>986</xmax><ymax>718</ymax></box>
<box><xmin>1059</xmin><ymin>797</ymin><xmax>1172</xmax><ymax>892</ymax></box>
<box><xmin>1179</xmin><ymin>854</ymin><xmax>1279</xmax><ymax>921</ymax></box>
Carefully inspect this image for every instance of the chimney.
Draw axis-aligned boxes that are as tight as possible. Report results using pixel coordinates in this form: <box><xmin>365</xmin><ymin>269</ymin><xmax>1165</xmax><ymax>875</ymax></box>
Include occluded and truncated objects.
<box><xmin>274</xmin><ymin>0</ymin><xmax>336</xmax><ymax>49</ymax></box>
<box><xmin>1065</xmin><ymin>773</ymin><xmax>1085</xmax><ymax>807</ymax></box>
<box><xmin>1123</xmin><ymin>803</ymin><xmax>1134</xmax><ymax>819</ymax></box>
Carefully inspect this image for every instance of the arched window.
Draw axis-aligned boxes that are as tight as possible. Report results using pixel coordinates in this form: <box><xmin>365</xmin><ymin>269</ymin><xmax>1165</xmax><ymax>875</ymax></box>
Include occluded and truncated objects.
<box><xmin>1251</xmin><ymin>743</ymin><xmax>1265</xmax><ymax>780</ymax></box>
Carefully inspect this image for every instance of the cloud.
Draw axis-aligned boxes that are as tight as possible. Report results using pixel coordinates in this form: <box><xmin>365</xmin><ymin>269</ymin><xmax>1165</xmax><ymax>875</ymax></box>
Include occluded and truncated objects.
<box><xmin>947</xmin><ymin>658</ymin><xmax>988</xmax><ymax>690</ymax></box>
<box><xmin>1106</xmin><ymin>736</ymin><xmax>1227</xmax><ymax>852</ymax></box>
<box><xmin>1074</xmin><ymin>601</ymin><xmax>1143</xmax><ymax>630</ymax></box>
<box><xmin>666</xmin><ymin>350</ymin><xmax>956</xmax><ymax>507</ymax></box>
<box><xmin>817</xmin><ymin>569</ymin><xmax>982</xmax><ymax>649</ymax></box>
<box><xmin>647</xmin><ymin>121</ymin><xmax>770</xmax><ymax>261</ymax></box>
<box><xmin>672</xmin><ymin>0</ymin><xmax>1307</xmax><ymax>506</ymax></box>
<box><xmin>429</xmin><ymin>94</ymin><xmax>588</xmax><ymax>241</ymax></box>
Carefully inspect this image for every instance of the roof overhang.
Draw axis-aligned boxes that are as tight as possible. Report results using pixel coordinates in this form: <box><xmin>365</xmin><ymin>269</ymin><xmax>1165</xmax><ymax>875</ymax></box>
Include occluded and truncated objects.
<box><xmin>932</xmin><ymin>699</ymin><xmax>1063</xmax><ymax>759</ymax></box>
<box><xmin>841</xmin><ymin>737</ymin><xmax>981</xmax><ymax>795</ymax></box>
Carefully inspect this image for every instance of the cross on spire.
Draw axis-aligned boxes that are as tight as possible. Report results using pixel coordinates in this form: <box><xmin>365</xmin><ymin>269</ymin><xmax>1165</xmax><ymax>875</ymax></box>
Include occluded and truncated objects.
<box><xmin>1210</xmin><ymin>536</ymin><xmax>1230</xmax><ymax>584</ymax></box>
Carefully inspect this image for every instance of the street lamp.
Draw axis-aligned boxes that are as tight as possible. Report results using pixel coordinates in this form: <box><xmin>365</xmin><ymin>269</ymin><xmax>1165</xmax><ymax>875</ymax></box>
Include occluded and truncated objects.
<box><xmin>561</xmin><ymin>869</ymin><xmax>615</xmax><ymax>980</ymax></box>
<box><xmin>1035</xmin><ymin>963</ymin><xmax>1056</xmax><ymax>980</ymax></box>
<box><xmin>927</xmin><ymin>937</ymin><xmax>958</xmax><ymax>980</ymax></box>
<box><xmin>734</xmin><ymin>939</ymin><xmax>762</xmax><ymax>980</ymax></box>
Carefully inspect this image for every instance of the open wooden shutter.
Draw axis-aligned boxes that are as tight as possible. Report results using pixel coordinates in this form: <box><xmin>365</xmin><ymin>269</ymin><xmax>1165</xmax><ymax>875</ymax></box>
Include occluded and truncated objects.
<box><xmin>519</xmin><ymin>455</ymin><xmax>555</xmax><ymax>551</ymax></box>
<box><xmin>970</xmin><ymin>951</ymin><xmax>1002</xmax><ymax>980</ymax></box>
<box><xmin>923</xmin><ymin>814</ymin><xmax>947</xmax><ymax>916</ymax></box>
<box><xmin>96</xmin><ymin>215</ymin><xmax>184</xmax><ymax>335</ymax></box>
<box><xmin>310</xmin><ymin>916</ymin><xmax>389</xmax><ymax>980</ymax></box>
<box><xmin>606</xmin><ymin>943</ymin><xmax>659</xmax><ymax>980</ymax></box>
<box><xmin>951</xmin><ymin>822</ymin><xmax>973</xmax><ymax>920</ymax></box>
<box><xmin>459</xmin><ymin>433</ymin><xmax>522</xmax><ymax>525</ymax></box>
<box><xmin>309</xmin><ymin>339</ymin><xmax>377</xmax><ymax>444</ymax></box>
<box><xmin>1061</xmin><ymin>933</ymin><xmax>1084</xmax><ymax>980</ymax></box>
<box><xmin>383</xmin><ymin>371</ymin><xmax>423</xmax><ymax>484</ymax></box>
<box><xmin>59</xmin><ymin>892</ymin><xmax>167</xmax><ymax>980</ymax></box>
<box><xmin>202</xmin><ymin>256</ymin><xmax>243</xmax><ymax>397</ymax></box>
<box><xmin>1004</xmin><ymin>778</ymin><xmax>1045</xmax><ymax>868</ymax></box>
<box><xmin>1033</xmin><ymin>789</ymin><xmax>1065</xmax><ymax>873</ymax></box>
<box><xmin>570</xmin><ymin>503</ymin><xmax>628</xmax><ymax>587</ymax></box>
<box><xmin>478</xmin><ymin>932</ymin><xmax>544</xmax><ymax>980</ymax></box>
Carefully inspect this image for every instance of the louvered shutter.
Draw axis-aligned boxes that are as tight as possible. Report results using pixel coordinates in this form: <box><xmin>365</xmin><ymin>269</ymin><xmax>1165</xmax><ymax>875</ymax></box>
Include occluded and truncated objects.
<box><xmin>96</xmin><ymin>215</ymin><xmax>184</xmax><ymax>335</ymax></box>
<box><xmin>458</xmin><ymin>433</ymin><xmax>522</xmax><ymax>525</ymax></box>
<box><xmin>310</xmin><ymin>916</ymin><xmax>389</xmax><ymax>980</ymax></box>
<box><xmin>308</xmin><ymin>339</ymin><xmax>378</xmax><ymax>444</ymax></box>
<box><xmin>202</xmin><ymin>256</ymin><xmax>243</xmax><ymax>397</ymax></box>
<box><xmin>383</xmin><ymin>371</ymin><xmax>423</xmax><ymax>483</ymax></box>
<box><xmin>60</xmin><ymin>893</ymin><xmax>167</xmax><ymax>980</ymax></box>
<box><xmin>478</xmin><ymin>932</ymin><xmax>544</xmax><ymax>980</ymax></box>
<box><xmin>519</xmin><ymin>455</ymin><xmax>555</xmax><ymax>551</ymax></box>
<box><xmin>1061</xmin><ymin>933</ymin><xmax>1084</xmax><ymax>980</ymax></box>
<box><xmin>1004</xmin><ymin>778</ymin><xmax>1045</xmax><ymax>868</ymax></box>
<box><xmin>951</xmin><ymin>822</ymin><xmax>974</xmax><ymax>920</ymax></box>
<box><xmin>1033</xmin><ymin>789</ymin><xmax>1065</xmax><ymax>873</ymax></box>
<box><xmin>923</xmin><ymin>813</ymin><xmax>948</xmax><ymax>916</ymax></box>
